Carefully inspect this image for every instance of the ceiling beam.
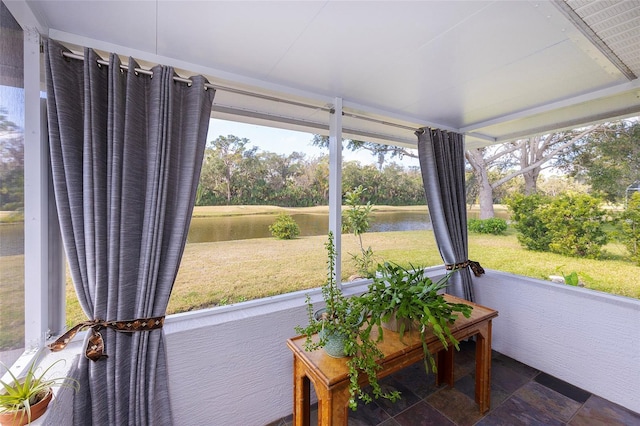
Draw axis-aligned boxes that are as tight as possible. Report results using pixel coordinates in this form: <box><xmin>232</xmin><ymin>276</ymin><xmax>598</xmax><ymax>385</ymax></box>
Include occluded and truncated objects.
<box><xmin>459</xmin><ymin>79</ymin><xmax>640</xmax><ymax>135</ymax></box>
<box><xmin>493</xmin><ymin>104</ymin><xmax>640</xmax><ymax>143</ymax></box>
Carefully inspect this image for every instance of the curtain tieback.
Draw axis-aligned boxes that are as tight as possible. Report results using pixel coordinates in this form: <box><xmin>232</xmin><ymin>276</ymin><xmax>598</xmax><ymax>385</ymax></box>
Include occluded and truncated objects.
<box><xmin>48</xmin><ymin>316</ymin><xmax>165</xmax><ymax>362</ymax></box>
<box><xmin>445</xmin><ymin>260</ymin><xmax>485</xmax><ymax>277</ymax></box>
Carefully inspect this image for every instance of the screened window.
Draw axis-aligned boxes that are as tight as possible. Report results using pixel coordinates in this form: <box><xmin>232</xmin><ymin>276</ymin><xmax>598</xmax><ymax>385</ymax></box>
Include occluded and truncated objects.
<box><xmin>0</xmin><ymin>1</ymin><xmax>25</xmax><ymax>373</ymax></box>
<box><xmin>166</xmin><ymin>120</ymin><xmax>440</xmax><ymax>314</ymax></box>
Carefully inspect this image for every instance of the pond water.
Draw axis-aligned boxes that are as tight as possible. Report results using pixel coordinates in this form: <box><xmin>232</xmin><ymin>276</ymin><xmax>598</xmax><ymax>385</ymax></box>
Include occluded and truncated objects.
<box><xmin>0</xmin><ymin>211</ymin><xmax>432</xmax><ymax>255</ymax></box>
<box><xmin>186</xmin><ymin>211</ymin><xmax>432</xmax><ymax>243</ymax></box>
<box><xmin>2</xmin><ymin>209</ymin><xmax>509</xmax><ymax>253</ymax></box>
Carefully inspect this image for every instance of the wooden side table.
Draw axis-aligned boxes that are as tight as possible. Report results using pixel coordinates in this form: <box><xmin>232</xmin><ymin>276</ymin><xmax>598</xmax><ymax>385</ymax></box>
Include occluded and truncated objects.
<box><xmin>286</xmin><ymin>295</ymin><xmax>498</xmax><ymax>426</ymax></box>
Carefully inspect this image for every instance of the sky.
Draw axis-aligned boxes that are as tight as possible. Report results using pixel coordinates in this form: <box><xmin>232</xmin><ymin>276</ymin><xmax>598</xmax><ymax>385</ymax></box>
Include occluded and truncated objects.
<box><xmin>207</xmin><ymin>118</ymin><xmax>420</xmax><ymax>167</ymax></box>
<box><xmin>1</xmin><ymin>84</ymin><xmax>417</xmax><ymax>168</ymax></box>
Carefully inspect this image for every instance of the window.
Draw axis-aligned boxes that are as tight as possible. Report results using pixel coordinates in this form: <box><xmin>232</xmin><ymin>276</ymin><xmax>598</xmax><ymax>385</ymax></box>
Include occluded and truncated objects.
<box><xmin>169</xmin><ymin>121</ymin><xmax>330</xmax><ymax>314</ymax></box>
<box><xmin>0</xmin><ymin>1</ymin><xmax>25</xmax><ymax>373</ymax></box>
<box><xmin>167</xmin><ymin>120</ymin><xmax>440</xmax><ymax>315</ymax></box>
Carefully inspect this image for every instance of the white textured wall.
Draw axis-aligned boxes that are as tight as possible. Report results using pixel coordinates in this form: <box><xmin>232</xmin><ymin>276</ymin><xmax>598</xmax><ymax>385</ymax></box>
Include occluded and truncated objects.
<box><xmin>164</xmin><ymin>269</ymin><xmax>640</xmax><ymax>425</ymax></box>
<box><xmin>164</xmin><ymin>300</ymin><xmax>304</xmax><ymax>425</ymax></box>
<box><xmin>163</xmin><ymin>282</ymin><xmax>369</xmax><ymax>426</ymax></box>
<box><xmin>475</xmin><ymin>270</ymin><xmax>640</xmax><ymax>414</ymax></box>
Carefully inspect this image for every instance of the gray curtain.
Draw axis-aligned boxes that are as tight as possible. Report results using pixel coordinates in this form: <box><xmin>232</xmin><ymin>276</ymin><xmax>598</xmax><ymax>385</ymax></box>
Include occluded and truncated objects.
<box><xmin>44</xmin><ymin>39</ymin><xmax>215</xmax><ymax>425</ymax></box>
<box><xmin>417</xmin><ymin>128</ymin><xmax>483</xmax><ymax>301</ymax></box>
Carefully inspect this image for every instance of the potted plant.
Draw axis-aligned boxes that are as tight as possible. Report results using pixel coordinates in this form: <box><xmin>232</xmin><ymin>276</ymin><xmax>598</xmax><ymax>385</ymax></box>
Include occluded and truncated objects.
<box><xmin>361</xmin><ymin>261</ymin><xmax>473</xmax><ymax>374</ymax></box>
<box><xmin>295</xmin><ymin>236</ymin><xmax>474</xmax><ymax>410</ymax></box>
<box><xmin>0</xmin><ymin>357</ymin><xmax>78</xmax><ymax>425</ymax></box>
<box><xmin>295</xmin><ymin>232</ymin><xmax>400</xmax><ymax>409</ymax></box>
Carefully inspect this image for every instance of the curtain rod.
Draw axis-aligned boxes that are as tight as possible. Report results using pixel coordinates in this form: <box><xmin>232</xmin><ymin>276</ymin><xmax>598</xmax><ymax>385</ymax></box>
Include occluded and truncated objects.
<box><xmin>61</xmin><ymin>51</ymin><xmax>332</xmax><ymax>112</ymax></box>
<box><xmin>61</xmin><ymin>51</ymin><xmax>211</xmax><ymax>89</ymax></box>
<box><xmin>342</xmin><ymin>112</ymin><xmax>420</xmax><ymax>133</ymax></box>
<box><xmin>60</xmin><ymin>50</ymin><xmax>428</xmax><ymax>134</ymax></box>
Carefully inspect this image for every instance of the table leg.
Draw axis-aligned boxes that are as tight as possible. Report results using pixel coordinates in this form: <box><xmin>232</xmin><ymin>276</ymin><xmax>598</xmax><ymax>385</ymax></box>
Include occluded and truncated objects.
<box><xmin>475</xmin><ymin>321</ymin><xmax>493</xmax><ymax>414</ymax></box>
<box><xmin>317</xmin><ymin>383</ymin><xmax>350</xmax><ymax>426</ymax></box>
<box><xmin>436</xmin><ymin>349</ymin><xmax>454</xmax><ymax>387</ymax></box>
<box><xmin>293</xmin><ymin>356</ymin><xmax>310</xmax><ymax>426</ymax></box>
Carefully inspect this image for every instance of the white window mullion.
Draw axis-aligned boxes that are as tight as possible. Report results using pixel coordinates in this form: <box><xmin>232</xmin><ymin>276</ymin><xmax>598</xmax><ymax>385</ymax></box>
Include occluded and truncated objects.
<box><xmin>328</xmin><ymin>97</ymin><xmax>343</xmax><ymax>287</ymax></box>
<box><xmin>22</xmin><ymin>26</ymin><xmax>48</xmax><ymax>351</ymax></box>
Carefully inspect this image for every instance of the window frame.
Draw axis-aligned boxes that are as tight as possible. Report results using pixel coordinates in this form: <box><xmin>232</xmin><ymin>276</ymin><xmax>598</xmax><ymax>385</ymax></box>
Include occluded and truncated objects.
<box><xmin>4</xmin><ymin>7</ymin><xmax>65</xmax><ymax>370</ymax></box>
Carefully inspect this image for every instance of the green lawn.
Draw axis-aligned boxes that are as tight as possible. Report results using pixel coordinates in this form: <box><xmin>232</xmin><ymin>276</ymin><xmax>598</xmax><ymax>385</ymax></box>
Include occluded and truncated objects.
<box><xmin>60</xmin><ymin>228</ymin><xmax>640</xmax><ymax>326</ymax></box>
<box><xmin>0</xmin><ymin>255</ymin><xmax>25</xmax><ymax>350</ymax></box>
<box><xmin>3</xmin><ymin>212</ymin><xmax>637</xmax><ymax>338</ymax></box>
<box><xmin>2</xmin><ymin>227</ymin><xmax>639</xmax><ymax>345</ymax></box>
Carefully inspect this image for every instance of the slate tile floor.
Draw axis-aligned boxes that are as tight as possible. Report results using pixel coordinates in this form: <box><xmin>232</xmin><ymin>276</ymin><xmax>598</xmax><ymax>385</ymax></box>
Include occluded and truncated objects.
<box><xmin>269</xmin><ymin>341</ymin><xmax>640</xmax><ymax>426</ymax></box>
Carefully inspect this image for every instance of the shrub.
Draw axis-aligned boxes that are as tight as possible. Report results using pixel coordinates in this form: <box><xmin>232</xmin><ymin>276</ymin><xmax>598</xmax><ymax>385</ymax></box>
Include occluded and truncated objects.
<box><xmin>507</xmin><ymin>193</ymin><xmax>609</xmax><ymax>258</ymax></box>
<box><xmin>342</xmin><ymin>186</ymin><xmax>375</xmax><ymax>277</ymax></box>
<box><xmin>540</xmin><ymin>193</ymin><xmax>608</xmax><ymax>259</ymax></box>
<box><xmin>619</xmin><ymin>192</ymin><xmax>640</xmax><ymax>265</ymax></box>
<box><xmin>467</xmin><ymin>218</ymin><xmax>507</xmax><ymax>235</ymax></box>
<box><xmin>506</xmin><ymin>193</ymin><xmax>552</xmax><ymax>251</ymax></box>
<box><xmin>269</xmin><ymin>213</ymin><xmax>300</xmax><ymax>239</ymax></box>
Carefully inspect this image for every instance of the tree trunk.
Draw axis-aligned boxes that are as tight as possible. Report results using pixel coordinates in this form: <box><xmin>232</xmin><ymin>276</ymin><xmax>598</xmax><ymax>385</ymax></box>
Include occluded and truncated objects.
<box><xmin>478</xmin><ymin>180</ymin><xmax>495</xmax><ymax>219</ymax></box>
<box><xmin>225</xmin><ymin>167</ymin><xmax>232</xmax><ymax>204</ymax></box>
<box><xmin>466</xmin><ymin>149</ymin><xmax>496</xmax><ymax>219</ymax></box>
<box><xmin>522</xmin><ymin>168</ymin><xmax>539</xmax><ymax>195</ymax></box>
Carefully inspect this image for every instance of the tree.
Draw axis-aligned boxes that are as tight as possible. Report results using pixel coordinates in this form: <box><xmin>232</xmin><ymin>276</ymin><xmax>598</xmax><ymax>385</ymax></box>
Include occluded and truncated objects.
<box><xmin>342</xmin><ymin>186</ymin><xmax>374</xmax><ymax>277</ymax></box>
<box><xmin>342</xmin><ymin>162</ymin><xmax>382</xmax><ymax>203</ymax></box>
<box><xmin>311</xmin><ymin>135</ymin><xmax>417</xmax><ymax>170</ymax></box>
<box><xmin>466</xmin><ymin>125</ymin><xmax>606</xmax><ymax>218</ymax></box>
<box><xmin>537</xmin><ymin>175</ymin><xmax>589</xmax><ymax>197</ymax></box>
<box><xmin>0</xmin><ymin>108</ymin><xmax>19</xmax><ymax>134</ymax></box>
<box><xmin>198</xmin><ymin>135</ymin><xmax>334</xmax><ymax>207</ymax></box>
<box><xmin>465</xmin><ymin>148</ymin><xmax>496</xmax><ymax>218</ymax></box>
<box><xmin>296</xmin><ymin>155</ymin><xmax>329</xmax><ymax>206</ymax></box>
<box><xmin>0</xmin><ymin>108</ymin><xmax>23</xmax><ymax>211</ymax></box>
<box><xmin>312</xmin><ymin>127</ymin><xmax>606</xmax><ymax>219</ymax></box>
<box><xmin>200</xmin><ymin>135</ymin><xmax>256</xmax><ymax>204</ymax></box>
<box><xmin>259</xmin><ymin>151</ymin><xmax>308</xmax><ymax>205</ymax></box>
<box><xmin>561</xmin><ymin>119</ymin><xmax>640</xmax><ymax>203</ymax></box>
<box><xmin>619</xmin><ymin>192</ymin><xmax>640</xmax><ymax>265</ymax></box>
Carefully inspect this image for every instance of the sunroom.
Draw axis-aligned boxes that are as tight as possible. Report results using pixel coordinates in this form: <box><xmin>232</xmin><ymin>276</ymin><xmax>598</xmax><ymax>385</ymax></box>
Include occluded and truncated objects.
<box><xmin>1</xmin><ymin>1</ymin><xmax>640</xmax><ymax>425</ymax></box>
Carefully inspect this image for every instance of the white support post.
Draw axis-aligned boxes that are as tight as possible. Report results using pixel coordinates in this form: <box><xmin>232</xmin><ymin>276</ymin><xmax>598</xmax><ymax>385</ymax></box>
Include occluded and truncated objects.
<box><xmin>23</xmin><ymin>27</ymin><xmax>48</xmax><ymax>352</ymax></box>
<box><xmin>328</xmin><ymin>98</ymin><xmax>343</xmax><ymax>287</ymax></box>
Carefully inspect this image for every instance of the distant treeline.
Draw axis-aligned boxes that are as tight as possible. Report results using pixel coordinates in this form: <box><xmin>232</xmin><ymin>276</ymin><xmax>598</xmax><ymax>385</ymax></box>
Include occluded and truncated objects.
<box><xmin>196</xmin><ymin>135</ymin><xmax>425</xmax><ymax>207</ymax></box>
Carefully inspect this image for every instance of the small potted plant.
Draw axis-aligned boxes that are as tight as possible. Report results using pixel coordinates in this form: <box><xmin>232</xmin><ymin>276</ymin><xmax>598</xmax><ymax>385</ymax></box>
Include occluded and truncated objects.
<box><xmin>295</xmin><ymin>232</ymin><xmax>400</xmax><ymax>409</ymax></box>
<box><xmin>0</xmin><ymin>357</ymin><xmax>78</xmax><ymax>425</ymax></box>
<box><xmin>361</xmin><ymin>261</ymin><xmax>473</xmax><ymax>374</ymax></box>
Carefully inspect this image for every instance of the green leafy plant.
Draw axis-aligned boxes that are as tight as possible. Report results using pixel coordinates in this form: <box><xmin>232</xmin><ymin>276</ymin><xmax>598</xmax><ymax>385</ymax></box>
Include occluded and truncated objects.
<box><xmin>268</xmin><ymin>213</ymin><xmax>300</xmax><ymax>240</ymax></box>
<box><xmin>540</xmin><ymin>193</ymin><xmax>608</xmax><ymax>258</ymax></box>
<box><xmin>342</xmin><ymin>186</ymin><xmax>375</xmax><ymax>277</ymax></box>
<box><xmin>551</xmin><ymin>266</ymin><xmax>582</xmax><ymax>287</ymax></box>
<box><xmin>618</xmin><ymin>192</ymin><xmax>640</xmax><ymax>265</ymax></box>
<box><xmin>506</xmin><ymin>193</ymin><xmax>552</xmax><ymax>251</ymax></box>
<box><xmin>467</xmin><ymin>218</ymin><xmax>507</xmax><ymax>235</ymax></box>
<box><xmin>0</xmin><ymin>357</ymin><xmax>79</xmax><ymax>424</ymax></box>
<box><xmin>295</xmin><ymin>232</ymin><xmax>399</xmax><ymax>409</ymax></box>
<box><xmin>562</xmin><ymin>271</ymin><xmax>580</xmax><ymax>286</ymax></box>
<box><xmin>295</xmin><ymin>250</ymin><xmax>475</xmax><ymax>410</ymax></box>
<box><xmin>360</xmin><ymin>262</ymin><xmax>473</xmax><ymax>373</ymax></box>
<box><xmin>508</xmin><ymin>193</ymin><xmax>609</xmax><ymax>258</ymax></box>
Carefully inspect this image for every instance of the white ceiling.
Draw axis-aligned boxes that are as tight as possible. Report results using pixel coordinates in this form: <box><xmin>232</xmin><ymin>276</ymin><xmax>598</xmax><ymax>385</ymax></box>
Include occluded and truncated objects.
<box><xmin>7</xmin><ymin>0</ymin><xmax>640</xmax><ymax>149</ymax></box>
